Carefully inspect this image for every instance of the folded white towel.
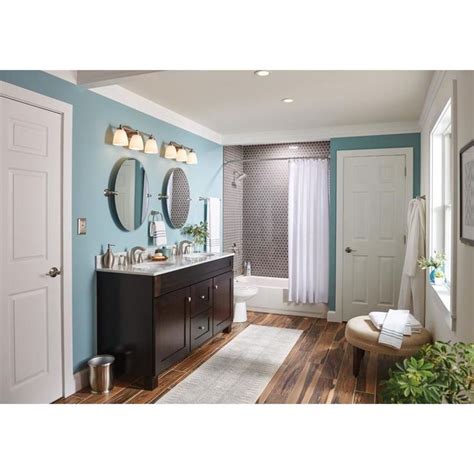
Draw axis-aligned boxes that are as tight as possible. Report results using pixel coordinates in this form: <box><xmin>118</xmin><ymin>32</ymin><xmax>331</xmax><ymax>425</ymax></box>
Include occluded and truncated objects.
<box><xmin>149</xmin><ymin>220</ymin><xmax>167</xmax><ymax>247</ymax></box>
<box><xmin>378</xmin><ymin>309</ymin><xmax>409</xmax><ymax>350</ymax></box>
<box><xmin>369</xmin><ymin>311</ymin><xmax>422</xmax><ymax>336</ymax></box>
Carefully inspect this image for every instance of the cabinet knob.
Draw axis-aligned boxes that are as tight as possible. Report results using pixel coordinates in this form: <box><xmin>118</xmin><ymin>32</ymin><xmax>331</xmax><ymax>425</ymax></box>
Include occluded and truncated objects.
<box><xmin>214</xmin><ymin>285</ymin><xmax>218</xmax><ymax>290</ymax></box>
<box><xmin>187</xmin><ymin>296</ymin><xmax>192</xmax><ymax>303</ymax></box>
<box><xmin>198</xmin><ymin>326</ymin><xmax>206</xmax><ymax>330</ymax></box>
<box><xmin>200</xmin><ymin>295</ymin><xmax>206</xmax><ymax>300</ymax></box>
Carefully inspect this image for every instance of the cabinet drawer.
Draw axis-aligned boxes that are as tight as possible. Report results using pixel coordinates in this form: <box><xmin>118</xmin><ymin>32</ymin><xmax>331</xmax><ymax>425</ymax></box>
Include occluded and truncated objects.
<box><xmin>190</xmin><ymin>278</ymin><xmax>213</xmax><ymax>316</ymax></box>
<box><xmin>191</xmin><ymin>309</ymin><xmax>212</xmax><ymax>349</ymax></box>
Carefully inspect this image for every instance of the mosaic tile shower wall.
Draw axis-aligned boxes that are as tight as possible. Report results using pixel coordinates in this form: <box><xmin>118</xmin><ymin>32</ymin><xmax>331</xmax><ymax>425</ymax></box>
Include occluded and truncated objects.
<box><xmin>223</xmin><ymin>146</ymin><xmax>244</xmax><ymax>274</ymax></box>
<box><xmin>242</xmin><ymin>141</ymin><xmax>330</xmax><ymax>278</ymax></box>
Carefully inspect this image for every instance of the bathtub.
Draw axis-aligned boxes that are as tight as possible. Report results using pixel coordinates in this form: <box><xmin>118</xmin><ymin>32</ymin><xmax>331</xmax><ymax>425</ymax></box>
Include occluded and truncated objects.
<box><xmin>236</xmin><ymin>275</ymin><xmax>326</xmax><ymax>318</ymax></box>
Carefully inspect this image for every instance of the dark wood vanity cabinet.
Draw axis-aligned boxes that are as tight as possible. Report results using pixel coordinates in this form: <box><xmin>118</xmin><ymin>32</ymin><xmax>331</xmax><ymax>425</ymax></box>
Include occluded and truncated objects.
<box><xmin>97</xmin><ymin>256</ymin><xmax>233</xmax><ymax>390</ymax></box>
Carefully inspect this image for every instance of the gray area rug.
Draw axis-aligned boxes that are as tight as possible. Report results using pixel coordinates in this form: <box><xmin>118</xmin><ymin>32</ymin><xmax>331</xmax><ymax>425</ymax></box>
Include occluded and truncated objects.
<box><xmin>156</xmin><ymin>324</ymin><xmax>303</xmax><ymax>404</ymax></box>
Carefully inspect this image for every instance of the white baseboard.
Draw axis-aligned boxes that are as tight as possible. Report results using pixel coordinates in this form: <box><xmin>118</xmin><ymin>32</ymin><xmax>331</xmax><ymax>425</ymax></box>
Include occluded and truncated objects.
<box><xmin>73</xmin><ymin>367</ymin><xmax>90</xmax><ymax>392</ymax></box>
<box><xmin>327</xmin><ymin>310</ymin><xmax>342</xmax><ymax>323</ymax></box>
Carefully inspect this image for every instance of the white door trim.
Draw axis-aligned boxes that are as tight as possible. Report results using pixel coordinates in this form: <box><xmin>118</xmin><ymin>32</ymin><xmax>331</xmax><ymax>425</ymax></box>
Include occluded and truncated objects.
<box><xmin>335</xmin><ymin>147</ymin><xmax>414</xmax><ymax>322</ymax></box>
<box><xmin>0</xmin><ymin>81</ymin><xmax>74</xmax><ymax>398</ymax></box>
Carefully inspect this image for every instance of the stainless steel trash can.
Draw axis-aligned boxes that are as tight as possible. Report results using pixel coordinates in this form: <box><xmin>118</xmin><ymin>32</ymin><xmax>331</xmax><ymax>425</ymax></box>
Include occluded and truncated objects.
<box><xmin>88</xmin><ymin>355</ymin><xmax>114</xmax><ymax>394</ymax></box>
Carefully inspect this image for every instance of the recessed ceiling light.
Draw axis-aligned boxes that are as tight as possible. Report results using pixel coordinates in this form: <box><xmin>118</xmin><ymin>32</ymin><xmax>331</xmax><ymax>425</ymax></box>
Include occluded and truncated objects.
<box><xmin>281</xmin><ymin>98</ymin><xmax>294</xmax><ymax>103</ymax></box>
<box><xmin>254</xmin><ymin>70</ymin><xmax>270</xmax><ymax>77</ymax></box>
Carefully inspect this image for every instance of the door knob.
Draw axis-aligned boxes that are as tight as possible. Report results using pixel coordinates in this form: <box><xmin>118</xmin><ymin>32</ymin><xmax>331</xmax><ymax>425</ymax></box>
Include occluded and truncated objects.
<box><xmin>187</xmin><ymin>296</ymin><xmax>192</xmax><ymax>303</ymax></box>
<box><xmin>214</xmin><ymin>285</ymin><xmax>218</xmax><ymax>290</ymax></box>
<box><xmin>200</xmin><ymin>295</ymin><xmax>206</xmax><ymax>300</ymax></box>
<box><xmin>47</xmin><ymin>266</ymin><xmax>61</xmax><ymax>278</ymax></box>
<box><xmin>198</xmin><ymin>326</ymin><xmax>206</xmax><ymax>330</ymax></box>
<box><xmin>345</xmin><ymin>247</ymin><xmax>356</xmax><ymax>254</ymax></box>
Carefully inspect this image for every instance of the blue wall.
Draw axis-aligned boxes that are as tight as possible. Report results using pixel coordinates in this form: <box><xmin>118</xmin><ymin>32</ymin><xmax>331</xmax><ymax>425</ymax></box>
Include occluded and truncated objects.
<box><xmin>328</xmin><ymin>134</ymin><xmax>421</xmax><ymax>310</ymax></box>
<box><xmin>0</xmin><ymin>71</ymin><xmax>223</xmax><ymax>371</ymax></box>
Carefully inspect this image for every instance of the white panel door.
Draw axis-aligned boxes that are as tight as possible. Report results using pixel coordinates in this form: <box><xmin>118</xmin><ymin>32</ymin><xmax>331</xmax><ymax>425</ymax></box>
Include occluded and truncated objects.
<box><xmin>0</xmin><ymin>97</ymin><xmax>63</xmax><ymax>403</ymax></box>
<box><xmin>342</xmin><ymin>154</ymin><xmax>407</xmax><ymax>320</ymax></box>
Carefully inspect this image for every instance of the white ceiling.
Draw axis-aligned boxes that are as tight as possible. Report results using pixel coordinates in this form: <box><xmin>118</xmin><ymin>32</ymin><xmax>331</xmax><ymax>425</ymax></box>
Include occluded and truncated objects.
<box><xmin>119</xmin><ymin>71</ymin><xmax>433</xmax><ymax>140</ymax></box>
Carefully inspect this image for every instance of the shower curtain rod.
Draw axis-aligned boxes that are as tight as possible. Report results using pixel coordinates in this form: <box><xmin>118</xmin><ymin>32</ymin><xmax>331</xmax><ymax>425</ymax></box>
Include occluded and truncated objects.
<box><xmin>224</xmin><ymin>155</ymin><xmax>329</xmax><ymax>165</ymax></box>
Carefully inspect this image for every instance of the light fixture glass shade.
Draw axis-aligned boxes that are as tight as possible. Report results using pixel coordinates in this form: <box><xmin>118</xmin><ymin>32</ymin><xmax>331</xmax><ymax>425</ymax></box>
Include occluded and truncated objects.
<box><xmin>164</xmin><ymin>144</ymin><xmax>177</xmax><ymax>159</ymax></box>
<box><xmin>176</xmin><ymin>147</ymin><xmax>188</xmax><ymax>162</ymax></box>
<box><xmin>187</xmin><ymin>151</ymin><xmax>198</xmax><ymax>164</ymax></box>
<box><xmin>144</xmin><ymin>136</ymin><xmax>158</xmax><ymax>154</ymax></box>
<box><xmin>113</xmin><ymin>127</ymin><xmax>128</xmax><ymax>146</ymax></box>
<box><xmin>129</xmin><ymin>132</ymin><xmax>144</xmax><ymax>151</ymax></box>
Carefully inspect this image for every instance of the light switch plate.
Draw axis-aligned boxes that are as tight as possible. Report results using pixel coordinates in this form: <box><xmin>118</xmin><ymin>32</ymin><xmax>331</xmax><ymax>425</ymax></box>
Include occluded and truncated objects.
<box><xmin>77</xmin><ymin>218</ymin><xmax>87</xmax><ymax>235</ymax></box>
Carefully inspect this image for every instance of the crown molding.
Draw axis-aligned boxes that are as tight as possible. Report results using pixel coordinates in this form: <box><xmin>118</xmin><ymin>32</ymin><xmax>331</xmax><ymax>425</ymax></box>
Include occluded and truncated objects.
<box><xmin>221</xmin><ymin>121</ymin><xmax>420</xmax><ymax>145</ymax></box>
<box><xmin>418</xmin><ymin>71</ymin><xmax>447</xmax><ymax>129</ymax></box>
<box><xmin>91</xmin><ymin>85</ymin><xmax>223</xmax><ymax>144</ymax></box>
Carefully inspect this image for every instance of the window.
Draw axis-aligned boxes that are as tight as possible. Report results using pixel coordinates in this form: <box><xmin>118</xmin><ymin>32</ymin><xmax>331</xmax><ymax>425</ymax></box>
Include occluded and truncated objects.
<box><xmin>430</xmin><ymin>100</ymin><xmax>453</xmax><ymax>299</ymax></box>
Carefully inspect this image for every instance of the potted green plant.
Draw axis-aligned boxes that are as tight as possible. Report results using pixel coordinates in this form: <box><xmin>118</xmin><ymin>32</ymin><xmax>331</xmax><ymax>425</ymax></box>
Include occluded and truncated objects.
<box><xmin>417</xmin><ymin>251</ymin><xmax>446</xmax><ymax>284</ymax></box>
<box><xmin>181</xmin><ymin>221</ymin><xmax>209</xmax><ymax>252</ymax></box>
<box><xmin>380</xmin><ymin>341</ymin><xmax>474</xmax><ymax>404</ymax></box>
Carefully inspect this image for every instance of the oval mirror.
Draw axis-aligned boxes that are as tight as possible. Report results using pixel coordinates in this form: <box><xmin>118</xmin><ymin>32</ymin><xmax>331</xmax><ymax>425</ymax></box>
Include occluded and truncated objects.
<box><xmin>163</xmin><ymin>167</ymin><xmax>190</xmax><ymax>229</ymax></box>
<box><xmin>113</xmin><ymin>158</ymin><xmax>150</xmax><ymax>231</ymax></box>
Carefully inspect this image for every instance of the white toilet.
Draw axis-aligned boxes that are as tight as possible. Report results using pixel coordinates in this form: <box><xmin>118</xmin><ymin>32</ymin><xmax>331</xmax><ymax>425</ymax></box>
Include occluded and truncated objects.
<box><xmin>233</xmin><ymin>276</ymin><xmax>258</xmax><ymax>323</ymax></box>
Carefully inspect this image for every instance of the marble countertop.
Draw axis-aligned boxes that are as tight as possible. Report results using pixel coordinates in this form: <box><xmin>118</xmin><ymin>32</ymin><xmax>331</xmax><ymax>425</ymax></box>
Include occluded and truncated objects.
<box><xmin>96</xmin><ymin>252</ymin><xmax>234</xmax><ymax>277</ymax></box>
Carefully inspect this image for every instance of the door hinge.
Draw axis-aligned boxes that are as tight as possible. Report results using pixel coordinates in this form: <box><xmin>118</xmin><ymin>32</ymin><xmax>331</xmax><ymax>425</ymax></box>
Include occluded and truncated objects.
<box><xmin>404</xmin><ymin>166</ymin><xmax>407</xmax><ymax>177</ymax></box>
<box><xmin>404</xmin><ymin>235</ymin><xmax>406</xmax><ymax>244</ymax></box>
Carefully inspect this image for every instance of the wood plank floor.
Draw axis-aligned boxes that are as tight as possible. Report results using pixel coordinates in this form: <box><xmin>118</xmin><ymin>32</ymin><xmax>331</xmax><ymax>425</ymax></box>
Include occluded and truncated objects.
<box><xmin>56</xmin><ymin>312</ymin><xmax>400</xmax><ymax>404</ymax></box>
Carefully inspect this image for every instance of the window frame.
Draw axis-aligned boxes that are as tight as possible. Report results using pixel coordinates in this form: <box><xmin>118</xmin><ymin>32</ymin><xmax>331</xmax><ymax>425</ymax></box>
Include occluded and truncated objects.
<box><xmin>429</xmin><ymin>99</ymin><xmax>456</xmax><ymax>320</ymax></box>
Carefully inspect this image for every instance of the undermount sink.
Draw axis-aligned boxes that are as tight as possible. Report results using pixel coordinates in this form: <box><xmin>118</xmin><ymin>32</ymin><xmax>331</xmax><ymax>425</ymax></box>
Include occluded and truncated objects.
<box><xmin>184</xmin><ymin>252</ymin><xmax>215</xmax><ymax>260</ymax></box>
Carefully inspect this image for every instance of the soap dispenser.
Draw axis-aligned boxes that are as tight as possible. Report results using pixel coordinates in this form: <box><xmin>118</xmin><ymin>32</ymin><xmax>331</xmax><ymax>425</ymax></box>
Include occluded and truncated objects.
<box><xmin>102</xmin><ymin>244</ymin><xmax>116</xmax><ymax>269</ymax></box>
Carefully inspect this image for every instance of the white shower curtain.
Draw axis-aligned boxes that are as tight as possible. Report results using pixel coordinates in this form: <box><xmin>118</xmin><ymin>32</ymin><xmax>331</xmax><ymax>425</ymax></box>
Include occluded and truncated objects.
<box><xmin>288</xmin><ymin>159</ymin><xmax>329</xmax><ymax>304</ymax></box>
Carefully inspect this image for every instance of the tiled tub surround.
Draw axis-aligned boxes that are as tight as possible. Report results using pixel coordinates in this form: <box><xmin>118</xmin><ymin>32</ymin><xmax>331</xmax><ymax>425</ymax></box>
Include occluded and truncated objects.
<box><xmin>223</xmin><ymin>145</ymin><xmax>244</xmax><ymax>275</ymax></box>
<box><xmin>241</xmin><ymin>142</ymin><xmax>330</xmax><ymax>278</ymax></box>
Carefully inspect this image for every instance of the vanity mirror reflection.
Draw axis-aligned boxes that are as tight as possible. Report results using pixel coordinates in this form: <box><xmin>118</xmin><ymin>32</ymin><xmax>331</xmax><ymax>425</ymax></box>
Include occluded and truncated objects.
<box><xmin>163</xmin><ymin>167</ymin><xmax>191</xmax><ymax>228</ymax></box>
<box><xmin>113</xmin><ymin>158</ymin><xmax>150</xmax><ymax>231</ymax></box>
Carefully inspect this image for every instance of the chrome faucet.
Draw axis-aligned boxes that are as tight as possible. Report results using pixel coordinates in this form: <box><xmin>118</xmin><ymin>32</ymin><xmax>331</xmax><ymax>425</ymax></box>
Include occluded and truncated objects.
<box><xmin>129</xmin><ymin>246</ymin><xmax>146</xmax><ymax>264</ymax></box>
<box><xmin>178</xmin><ymin>240</ymin><xmax>193</xmax><ymax>255</ymax></box>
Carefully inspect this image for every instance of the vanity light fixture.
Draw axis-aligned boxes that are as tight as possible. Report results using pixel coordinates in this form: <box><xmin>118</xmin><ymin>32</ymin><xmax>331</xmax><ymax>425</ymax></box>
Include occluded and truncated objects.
<box><xmin>164</xmin><ymin>143</ymin><xmax>177</xmax><ymax>159</ymax></box>
<box><xmin>289</xmin><ymin>145</ymin><xmax>299</xmax><ymax>150</ymax></box>
<box><xmin>144</xmin><ymin>135</ymin><xmax>158</xmax><ymax>154</ymax></box>
<box><xmin>254</xmin><ymin>70</ymin><xmax>270</xmax><ymax>77</ymax></box>
<box><xmin>164</xmin><ymin>141</ymin><xmax>197</xmax><ymax>164</ymax></box>
<box><xmin>176</xmin><ymin>147</ymin><xmax>188</xmax><ymax>162</ymax></box>
<box><xmin>129</xmin><ymin>130</ymin><xmax>144</xmax><ymax>151</ymax></box>
<box><xmin>112</xmin><ymin>125</ymin><xmax>129</xmax><ymax>147</ymax></box>
<box><xmin>281</xmin><ymin>97</ymin><xmax>294</xmax><ymax>103</ymax></box>
<box><xmin>112</xmin><ymin>124</ymin><xmax>158</xmax><ymax>154</ymax></box>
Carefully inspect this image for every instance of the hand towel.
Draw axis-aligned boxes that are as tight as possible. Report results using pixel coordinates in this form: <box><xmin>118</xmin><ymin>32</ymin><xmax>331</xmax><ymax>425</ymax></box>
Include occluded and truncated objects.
<box><xmin>369</xmin><ymin>311</ymin><xmax>422</xmax><ymax>335</ymax></box>
<box><xmin>378</xmin><ymin>309</ymin><xmax>409</xmax><ymax>350</ymax></box>
<box><xmin>149</xmin><ymin>220</ymin><xmax>167</xmax><ymax>247</ymax></box>
<box><xmin>206</xmin><ymin>197</ymin><xmax>221</xmax><ymax>253</ymax></box>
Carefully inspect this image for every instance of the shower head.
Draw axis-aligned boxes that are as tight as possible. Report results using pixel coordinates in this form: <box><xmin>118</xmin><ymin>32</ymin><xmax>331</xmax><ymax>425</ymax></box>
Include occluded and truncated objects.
<box><xmin>232</xmin><ymin>171</ymin><xmax>247</xmax><ymax>187</ymax></box>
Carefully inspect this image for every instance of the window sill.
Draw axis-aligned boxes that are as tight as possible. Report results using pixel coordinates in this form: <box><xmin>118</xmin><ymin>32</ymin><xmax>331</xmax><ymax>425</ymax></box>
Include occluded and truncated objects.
<box><xmin>429</xmin><ymin>282</ymin><xmax>452</xmax><ymax>329</ymax></box>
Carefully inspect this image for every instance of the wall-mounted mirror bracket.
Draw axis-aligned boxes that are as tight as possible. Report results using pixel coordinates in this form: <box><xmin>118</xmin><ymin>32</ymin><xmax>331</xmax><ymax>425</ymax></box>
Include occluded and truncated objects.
<box><xmin>104</xmin><ymin>188</ymin><xmax>118</xmax><ymax>197</ymax></box>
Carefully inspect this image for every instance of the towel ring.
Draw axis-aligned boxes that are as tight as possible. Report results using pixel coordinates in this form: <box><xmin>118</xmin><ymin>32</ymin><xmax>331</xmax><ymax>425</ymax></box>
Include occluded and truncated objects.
<box><xmin>150</xmin><ymin>210</ymin><xmax>164</xmax><ymax>221</ymax></box>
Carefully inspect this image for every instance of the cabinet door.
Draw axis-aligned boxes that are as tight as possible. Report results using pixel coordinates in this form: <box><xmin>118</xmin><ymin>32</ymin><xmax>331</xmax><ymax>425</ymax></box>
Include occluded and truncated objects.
<box><xmin>213</xmin><ymin>271</ymin><xmax>234</xmax><ymax>334</ymax></box>
<box><xmin>154</xmin><ymin>287</ymin><xmax>190</xmax><ymax>373</ymax></box>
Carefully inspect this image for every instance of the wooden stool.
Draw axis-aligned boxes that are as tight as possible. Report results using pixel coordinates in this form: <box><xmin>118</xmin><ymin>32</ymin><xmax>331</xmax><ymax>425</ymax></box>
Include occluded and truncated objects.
<box><xmin>345</xmin><ymin>316</ymin><xmax>432</xmax><ymax>377</ymax></box>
